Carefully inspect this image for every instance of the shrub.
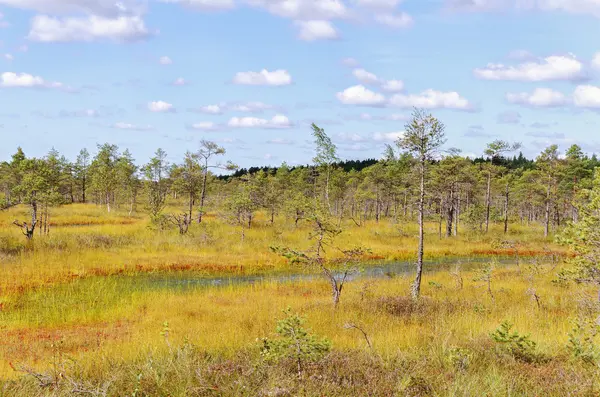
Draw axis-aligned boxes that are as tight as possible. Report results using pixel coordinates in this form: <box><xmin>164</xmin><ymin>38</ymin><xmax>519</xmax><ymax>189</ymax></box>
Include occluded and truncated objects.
<box><xmin>260</xmin><ymin>308</ymin><xmax>331</xmax><ymax>375</ymax></box>
<box><xmin>567</xmin><ymin>317</ymin><xmax>600</xmax><ymax>365</ymax></box>
<box><xmin>490</xmin><ymin>321</ymin><xmax>537</xmax><ymax>362</ymax></box>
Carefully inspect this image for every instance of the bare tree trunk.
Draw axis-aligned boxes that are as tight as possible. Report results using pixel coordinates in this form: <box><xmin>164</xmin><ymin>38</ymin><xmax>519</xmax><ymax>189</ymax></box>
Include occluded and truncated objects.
<box><xmin>485</xmin><ymin>171</ymin><xmax>491</xmax><ymax>233</ymax></box>
<box><xmin>198</xmin><ymin>168</ymin><xmax>208</xmax><ymax>223</ymax></box>
<box><xmin>446</xmin><ymin>190</ymin><xmax>454</xmax><ymax>238</ymax></box>
<box><xmin>544</xmin><ymin>184</ymin><xmax>551</xmax><ymax>238</ymax></box>
<box><xmin>504</xmin><ymin>182</ymin><xmax>509</xmax><ymax>234</ymax></box>
<box><xmin>106</xmin><ymin>192</ymin><xmax>111</xmax><ymax>213</ymax></box>
<box><xmin>412</xmin><ymin>158</ymin><xmax>425</xmax><ymax>300</ymax></box>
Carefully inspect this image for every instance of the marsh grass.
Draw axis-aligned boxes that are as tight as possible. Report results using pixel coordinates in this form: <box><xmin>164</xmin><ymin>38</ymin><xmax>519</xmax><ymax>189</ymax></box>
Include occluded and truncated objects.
<box><xmin>0</xmin><ymin>203</ymin><xmax>587</xmax><ymax>395</ymax></box>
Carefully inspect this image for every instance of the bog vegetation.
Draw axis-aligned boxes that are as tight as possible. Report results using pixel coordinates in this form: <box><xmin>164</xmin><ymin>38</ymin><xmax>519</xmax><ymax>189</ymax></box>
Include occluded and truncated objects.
<box><xmin>1</xmin><ymin>110</ymin><xmax>600</xmax><ymax>396</ymax></box>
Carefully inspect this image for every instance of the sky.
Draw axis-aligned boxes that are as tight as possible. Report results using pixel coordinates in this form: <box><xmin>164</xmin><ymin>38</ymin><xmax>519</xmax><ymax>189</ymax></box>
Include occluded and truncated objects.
<box><xmin>1</xmin><ymin>0</ymin><xmax>600</xmax><ymax>168</ymax></box>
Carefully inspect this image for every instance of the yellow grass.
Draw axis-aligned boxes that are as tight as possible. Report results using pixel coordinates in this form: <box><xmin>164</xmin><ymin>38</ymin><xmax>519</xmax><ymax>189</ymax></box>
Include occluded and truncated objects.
<box><xmin>0</xmin><ymin>203</ymin><xmax>589</xmax><ymax>395</ymax></box>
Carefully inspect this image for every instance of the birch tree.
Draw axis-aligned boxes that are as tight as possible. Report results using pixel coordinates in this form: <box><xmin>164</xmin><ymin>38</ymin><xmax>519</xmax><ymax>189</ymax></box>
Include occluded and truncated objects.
<box><xmin>397</xmin><ymin>108</ymin><xmax>446</xmax><ymax>299</ymax></box>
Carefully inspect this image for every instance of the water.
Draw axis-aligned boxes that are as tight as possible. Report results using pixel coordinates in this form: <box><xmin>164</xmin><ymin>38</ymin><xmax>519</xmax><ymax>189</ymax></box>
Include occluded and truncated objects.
<box><xmin>131</xmin><ymin>256</ymin><xmax>515</xmax><ymax>292</ymax></box>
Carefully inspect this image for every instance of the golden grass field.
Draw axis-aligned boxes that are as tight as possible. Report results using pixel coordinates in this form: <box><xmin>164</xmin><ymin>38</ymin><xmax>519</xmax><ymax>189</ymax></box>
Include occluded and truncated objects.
<box><xmin>1</xmin><ymin>204</ymin><xmax>596</xmax><ymax>396</ymax></box>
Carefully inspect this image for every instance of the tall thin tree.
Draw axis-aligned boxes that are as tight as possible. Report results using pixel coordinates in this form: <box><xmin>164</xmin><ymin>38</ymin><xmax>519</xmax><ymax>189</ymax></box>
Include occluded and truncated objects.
<box><xmin>397</xmin><ymin>108</ymin><xmax>446</xmax><ymax>299</ymax></box>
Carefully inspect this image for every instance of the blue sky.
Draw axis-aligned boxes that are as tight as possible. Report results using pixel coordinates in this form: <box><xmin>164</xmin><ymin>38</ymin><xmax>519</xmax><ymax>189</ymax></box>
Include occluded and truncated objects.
<box><xmin>1</xmin><ymin>0</ymin><xmax>600</xmax><ymax>167</ymax></box>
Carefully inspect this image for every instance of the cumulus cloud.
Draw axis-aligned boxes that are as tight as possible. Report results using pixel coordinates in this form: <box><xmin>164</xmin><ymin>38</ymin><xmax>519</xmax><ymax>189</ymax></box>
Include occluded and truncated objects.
<box><xmin>0</xmin><ymin>71</ymin><xmax>74</xmax><ymax>91</ymax></box>
<box><xmin>247</xmin><ymin>0</ymin><xmax>349</xmax><ymax>20</ymax></box>
<box><xmin>191</xmin><ymin>102</ymin><xmax>275</xmax><ymax>114</ymax></box>
<box><xmin>159</xmin><ymin>56</ymin><xmax>173</xmax><ymax>65</ymax></box>
<box><xmin>353</xmin><ymin>68</ymin><xmax>380</xmax><ymax>85</ymax></box>
<box><xmin>148</xmin><ymin>101</ymin><xmax>175</xmax><ymax>112</ymax></box>
<box><xmin>496</xmin><ymin>110</ymin><xmax>521</xmax><ymax>124</ymax></box>
<box><xmin>233</xmin><ymin>69</ymin><xmax>292</xmax><ymax>86</ymax></box>
<box><xmin>506</xmin><ymin>88</ymin><xmax>568</xmax><ymax>107</ymax></box>
<box><xmin>230</xmin><ymin>102</ymin><xmax>275</xmax><ymax>112</ymax></box>
<box><xmin>372</xmin><ymin>131</ymin><xmax>404</xmax><ymax>141</ymax></box>
<box><xmin>228</xmin><ymin>114</ymin><xmax>292</xmax><ymax>128</ymax></box>
<box><xmin>160</xmin><ymin>0</ymin><xmax>235</xmax><ymax>11</ymax></box>
<box><xmin>112</xmin><ymin>122</ymin><xmax>154</xmax><ymax>131</ymax></box>
<box><xmin>336</xmin><ymin>85</ymin><xmax>386</xmax><ymax>106</ymax></box>
<box><xmin>373</xmin><ymin>12</ymin><xmax>413</xmax><ymax>28</ymax></box>
<box><xmin>0</xmin><ymin>0</ymin><xmax>144</xmax><ymax>17</ymax></box>
<box><xmin>354</xmin><ymin>0</ymin><xmax>403</xmax><ymax>9</ymax></box>
<box><xmin>592</xmin><ymin>53</ymin><xmax>600</xmax><ymax>70</ymax></box>
<box><xmin>3</xmin><ymin>53</ymin><xmax>13</xmax><ymax>61</ymax></box>
<box><xmin>381</xmin><ymin>79</ymin><xmax>404</xmax><ymax>92</ymax></box>
<box><xmin>351</xmin><ymin>68</ymin><xmax>405</xmax><ymax>92</ymax></box>
<box><xmin>474</xmin><ymin>55</ymin><xmax>585</xmax><ymax>82</ymax></box>
<box><xmin>573</xmin><ymin>85</ymin><xmax>600</xmax><ymax>109</ymax></box>
<box><xmin>28</xmin><ymin>15</ymin><xmax>152</xmax><ymax>42</ymax></box>
<box><xmin>197</xmin><ymin>104</ymin><xmax>224</xmax><ymax>114</ymax></box>
<box><xmin>389</xmin><ymin>89</ymin><xmax>474</xmax><ymax>110</ymax></box>
<box><xmin>295</xmin><ymin>20</ymin><xmax>339</xmax><ymax>41</ymax></box>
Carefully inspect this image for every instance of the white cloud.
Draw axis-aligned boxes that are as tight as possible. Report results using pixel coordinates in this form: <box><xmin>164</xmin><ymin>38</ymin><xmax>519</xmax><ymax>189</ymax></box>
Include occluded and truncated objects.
<box><xmin>3</xmin><ymin>53</ymin><xmax>13</xmax><ymax>61</ymax></box>
<box><xmin>247</xmin><ymin>0</ymin><xmax>348</xmax><ymax>20</ymax></box>
<box><xmin>0</xmin><ymin>0</ymin><xmax>144</xmax><ymax>17</ymax></box>
<box><xmin>448</xmin><ymin>0</ymin><xmax>600</xmax><ymax>17</ymax></box>
<box><xmin>295</xmin><ymin>20</ymin><xmax>339</xmax><ymax>41</ymax></box>
<box><xmin>374</xmin><ymin>12</ymin><xmax>413</xmax><ymax>28</ymax></box>
<box><xmin>230</xmin><ymin>102</ymin><xmax>274</xmax><ymax>112</ymax></box>
<box><xmin>159</xmin><ymin>56</ymin><xmax>173</xmax><ymax>65</ymax></box>
<box><xmin>113</xmin><ymin>122</ymin><xmax>154</xmax><ymax>131</ymax></box>
<box><xmin>573</xmin><ymin>85</ymin><xmax>600</xmax><ymax>108</ymax></box>
<box><xmin>190</xmin><ymin>121</ymin><xmax>219</xmax><ymax>130</ymax></box>
<box><xmin>474</xmin><ymin>55</ymin><xmax>585</xmax><ymax>82</ymax></box>
<box><xmin>506</xmin><ymin>88</ymin><xmax>568</xmax><ymax>107</ymax></box>
<box><xmin>161</xmin><ymin>0</ymin><xmax>235</xmax><ymax>11</ymax></box>
<box><xmin>337</xmin><ymin>132</ymin><xmax>367</xmax><ymax>142</ymax></box>
<box><xmin>198</xmin><ymin>104</ymin><xmax>224</xmax><ymax>114</ymax></box>
<box><xmin>171</xmin><ymin>77</ymin><xmax>190</xmax><ymax>86</ymax></box>
<box><xmin>228</xmin><ymin>114</ymin><xmax>292</xmax><ymax>128</ymax></box>
<box><xmin>193</xmin><ymin>102</ymin><xmax>274</xmax><ymax>114</ymax></box>
<box><xmin>353</xmin><ymin>68</ymin><xmax>380</xmax><ymax>85</ymax></box>
<box><xmin>233</xmin><ymin>69</ymin><xmax>292</xmax><ymax>86</ymax></box>
<box><xmin>336</xmin><ymin>85</ymin><xmax>386</xmax><ymax>106</ymax></box>
<box><xmin>372</xmin><ymin>131</ymin><xmax>404</xmax><ymax>142</ymax></box>
<box><xmin>352</xmin><ymin>68</ymin><xmax>404</xmax><ymax>92</ymax></box>
<box><xmin>0</xmin><ymin>71</ymin><xmax>73</xmax><ymax>91</ymax></box>
<box><xmin>592</xmin><ymin>53</ymin><xmax>600</xmax><ymax>71</ymax></box>
<box><xmin>389</xmin><ymin>89</ymin><xmax>473</xmax><ymax>110</ymax></box>
<box><xmin>28</xmin><ymin>15</ymin><xmax>151</xmax><ymax>42</ymax></box>
<box><xmin>536</xmin><ymin>0</ymin><xmax>600</xmax><ymax>17</ymax></box>
<box><xmin>381</xmin><ymin>79</ymin><xmax>404</xmax><ymax>92</ymax></box>
<box><xmin>355</xmin><ymin>0</ymin><xmax>402</xmax><ymax>9</ymax></box>
<box><xmin>148</xmin><ymin>101</ymin><xmax>175</xmax><ymax>112</ymax></box>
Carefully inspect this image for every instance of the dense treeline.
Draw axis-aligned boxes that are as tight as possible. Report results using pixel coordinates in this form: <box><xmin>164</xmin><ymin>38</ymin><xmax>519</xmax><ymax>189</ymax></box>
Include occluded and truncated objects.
<box><xmin>1</xmin><ymin>115</ymin><xmax>599</xmax><ymax>243</ymax></box>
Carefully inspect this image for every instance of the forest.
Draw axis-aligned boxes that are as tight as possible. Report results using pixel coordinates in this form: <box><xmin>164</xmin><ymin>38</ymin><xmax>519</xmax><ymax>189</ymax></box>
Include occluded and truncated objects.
<box><xmin>1</xmin><ymin>110</ymin><xmax>600</xmax><ymax>396</ymax></box>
